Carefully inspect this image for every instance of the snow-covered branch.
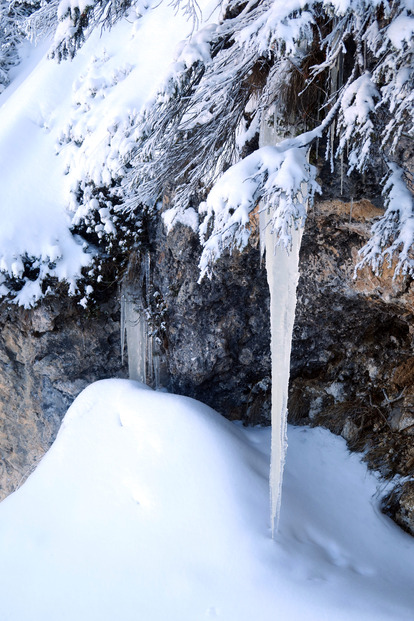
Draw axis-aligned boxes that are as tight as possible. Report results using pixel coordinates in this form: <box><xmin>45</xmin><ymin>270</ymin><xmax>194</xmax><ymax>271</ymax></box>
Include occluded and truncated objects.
<box><xmin>198</xmin><ymin>142</ymin><xmax>320</xmax><ymax>279</ymax></box>
<box><xmin>336</xmin><ymin>72</ymin><xmax>380</xmax><ymax>174</ymax></box>
<box><xmin>50</xmin><ymin>0</ymin><xmax>133</xmax><ymax>60</ymax></box>
<box><xmin>358</xmin><ymin>163</ymin><xmax>414</xmax><ymax>276</ymax></box>
<box><xmin>0</xmin><ymin>0</ymin><xmax>32</xmax><ymax>92</ymax></box>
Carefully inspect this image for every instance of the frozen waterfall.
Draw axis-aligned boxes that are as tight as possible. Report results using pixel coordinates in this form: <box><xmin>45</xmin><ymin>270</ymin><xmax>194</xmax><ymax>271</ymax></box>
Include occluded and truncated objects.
<box><xmin>121</xmin><ymin>252</ymin><xmax>161</xmax><ymax>388</ymax></box>
<box><xmin>121</xmin><ymin>294</ymin><xmax>148</xmax><ymax>382</ymax></box>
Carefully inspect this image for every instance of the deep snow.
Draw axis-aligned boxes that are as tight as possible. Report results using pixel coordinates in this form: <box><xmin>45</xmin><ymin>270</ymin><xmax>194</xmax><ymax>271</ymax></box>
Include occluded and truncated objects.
<box><xmin>0</xmin><ymin>379</ymin><xmax>413</xmax><ymax>620</ymax></box>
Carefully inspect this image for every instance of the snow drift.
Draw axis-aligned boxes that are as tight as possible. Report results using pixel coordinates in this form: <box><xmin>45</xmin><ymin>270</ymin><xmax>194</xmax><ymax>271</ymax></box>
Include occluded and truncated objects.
<box><xmin>0</xmin><ymin>379</ymin><xmax>413</xmax><ymax>620</ymax></box>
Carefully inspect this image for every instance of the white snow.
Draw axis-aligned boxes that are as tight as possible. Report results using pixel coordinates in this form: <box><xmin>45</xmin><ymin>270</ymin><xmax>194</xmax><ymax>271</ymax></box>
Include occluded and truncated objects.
<box><xmin>386</xmin><ymin>12</ymin><xmax>414</xmax><ymax>49</ymax></box>
<box><xmin>0</xmin><ymin>3</ymin><xmax>210</xmax><ymax>306</ymax></box>
<box><xmin>0</xmin><ymin>379</ymin><xmax>413</xmax><ymax>620</ymax></box>
<box><xmin>0</xmin><ymin>40</ymin><xmax>92</xmax><ymax>305</ymax></box>
<box><xmin>163</xmin><ymin>206</ymin><xmax>199</xmax><ymax>233</ymax></box>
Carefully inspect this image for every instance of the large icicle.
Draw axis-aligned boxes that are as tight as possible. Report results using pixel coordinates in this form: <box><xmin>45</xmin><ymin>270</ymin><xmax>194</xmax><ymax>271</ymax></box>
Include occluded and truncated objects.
<box><xmin>264</xmin><ymin>215</ymin><xmax>303</xmax><ymax>537</ymax></box>
<box><xmin>259</xmin><ymin>115</ymin><xmax>305</xmax><ymax>537</ymax></box>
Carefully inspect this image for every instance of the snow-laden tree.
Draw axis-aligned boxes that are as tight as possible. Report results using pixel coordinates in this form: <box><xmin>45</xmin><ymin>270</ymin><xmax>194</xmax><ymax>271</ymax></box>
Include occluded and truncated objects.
<box><xmin>1</xmin><ymin>0</ymin><xmax>411</xmax><ymax>305</ymax></box>
<box><xmin>0</xmin><ymin>1</ymin><xmax>14</xmax><ymax>92</ymax></box>
<box><xmin>0</xmin><ymin>0</ymin><xmax>38</xmax><ymax>93</ymax></box>
<box><xmin>28</xmin><ymin>0</ymin><xmax>201</xmax><ymax>60</ymax></box>
<box><xmin>48</xmin><ymin>0</ymin><xmax>130</xmax><ymax>60</ymax></box>
<box><xmin>122</xmin><ymin>0</ymin><xmax>414</xmax><ymax>279</ymax></box>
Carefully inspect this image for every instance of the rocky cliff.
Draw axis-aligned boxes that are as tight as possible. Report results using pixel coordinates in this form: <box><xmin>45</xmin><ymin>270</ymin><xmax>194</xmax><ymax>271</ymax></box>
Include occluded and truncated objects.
<box><xmin>0</xmin><ymin>299</ymin><xmax>127</xmax><ymax>498</ymax></box>
<box><xmin>0</xmin><ymin>191</ymin><xmax>413</xmax><ymax>534</ymax></box>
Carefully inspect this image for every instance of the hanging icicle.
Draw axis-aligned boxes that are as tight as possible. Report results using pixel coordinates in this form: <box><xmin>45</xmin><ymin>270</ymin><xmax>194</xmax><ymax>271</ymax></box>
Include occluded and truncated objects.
<box><xmin>262</xmin><ymin>212</ymin><xmax>304</xmax><ymax>536</ymax></box>
<box><xmin>259</xmin><ymin>114</ymin><xmax>306</xmax><ymax>537</ymax></box>
<box><xmin>120</xmin><ymin>293</ymin><xmax>126</xmax><ymax>365</ymax></box>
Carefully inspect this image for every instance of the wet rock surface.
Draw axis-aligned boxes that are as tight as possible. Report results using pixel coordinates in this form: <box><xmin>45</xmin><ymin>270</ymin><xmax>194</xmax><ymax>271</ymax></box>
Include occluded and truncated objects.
<box><xmin>291</xmin><ymin>199</ymin><xmax>414</xmax><ymax>472</ymax></box>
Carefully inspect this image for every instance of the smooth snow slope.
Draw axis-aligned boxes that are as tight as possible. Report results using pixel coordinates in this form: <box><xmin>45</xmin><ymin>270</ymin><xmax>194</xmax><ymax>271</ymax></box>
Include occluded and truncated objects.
<box><xmin>0</xmin><ymin>379</ymin><xmax>412</xmax><ymax>620</ymax></box>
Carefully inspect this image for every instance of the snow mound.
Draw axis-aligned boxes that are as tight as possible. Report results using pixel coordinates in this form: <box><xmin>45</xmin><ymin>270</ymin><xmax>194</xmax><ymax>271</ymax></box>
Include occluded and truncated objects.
<box><xmin>0</xmin><ymin>379</ymin><xmax>413</xmax><ymax>620</ymax></box>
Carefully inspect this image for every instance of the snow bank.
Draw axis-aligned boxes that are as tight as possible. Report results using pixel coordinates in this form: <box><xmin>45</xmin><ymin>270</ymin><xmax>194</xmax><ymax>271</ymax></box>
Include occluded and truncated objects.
<box><xmin>0</xmin><ymin>379</ymin><xmax>413</xmax><ymax>620</ymax></box>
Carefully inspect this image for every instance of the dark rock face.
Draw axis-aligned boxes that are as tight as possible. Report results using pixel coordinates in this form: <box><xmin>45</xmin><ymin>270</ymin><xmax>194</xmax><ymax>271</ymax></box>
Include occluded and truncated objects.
<box><xmin>147</xmin><ymin>192</ymin><xmax>414</xmax><ymax>531</ymax></box>
<box><xmin>150</xmin><ymin>216</ymin><xmax>271</xmax><ymax>424</ymax></box>
<box><xmin>0</xmin><ymin>299</ymin><xmax>127</xmax><ymax>500</ymax></box>
<box><xmin>149</xmin><ymin>197</ymin><xmax>414</xmax><ymax>531</ymax></box>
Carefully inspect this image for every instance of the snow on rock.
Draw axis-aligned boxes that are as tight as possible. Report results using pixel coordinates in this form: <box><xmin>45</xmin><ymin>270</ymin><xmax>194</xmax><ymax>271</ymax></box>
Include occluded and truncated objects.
<box><xmin>0</xmin><ymin>379</ymin><xmax>413</xmax><ymax>620</ymax></box>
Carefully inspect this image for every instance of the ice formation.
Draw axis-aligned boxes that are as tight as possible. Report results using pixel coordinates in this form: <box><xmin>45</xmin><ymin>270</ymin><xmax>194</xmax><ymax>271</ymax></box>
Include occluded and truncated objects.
<box><xmin>121</xmin><ymin>252</ymin><xmax>160</xmax><ymax>387</ymax></box>
<box><xmin>260</xmin><ymin>115</ymin><xmax>305</xmax><ymax>536</ymax></box>
<box><xmin>121</xmin><ymin>294</ymin><xmax>148</xmax><ymax>382</ymax></box>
